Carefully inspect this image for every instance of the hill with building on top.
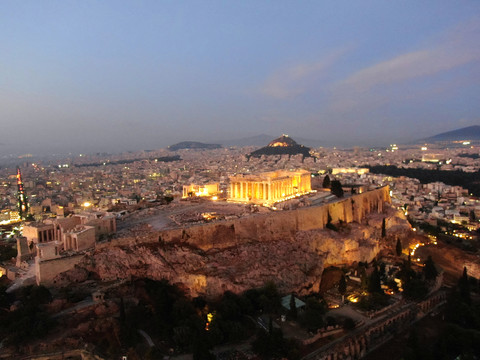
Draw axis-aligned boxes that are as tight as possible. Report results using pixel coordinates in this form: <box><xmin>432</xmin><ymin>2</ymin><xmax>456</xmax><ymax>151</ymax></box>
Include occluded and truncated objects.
<box><xmin>249</xmin><ymin>134</ymin><xmax>312</xmax><ymax>158</ymax></box>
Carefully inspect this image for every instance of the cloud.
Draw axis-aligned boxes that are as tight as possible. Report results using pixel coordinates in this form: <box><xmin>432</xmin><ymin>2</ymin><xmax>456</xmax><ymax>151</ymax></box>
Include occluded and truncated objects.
<box><xmin>260</xmin><ymin>48</ymin><xmax>349</xmax><ymax>99</ymax></box>
<box><xmin>329</xmin><ymin>18</ymin><xmax>480</xmax><ymax>112</ymax></box>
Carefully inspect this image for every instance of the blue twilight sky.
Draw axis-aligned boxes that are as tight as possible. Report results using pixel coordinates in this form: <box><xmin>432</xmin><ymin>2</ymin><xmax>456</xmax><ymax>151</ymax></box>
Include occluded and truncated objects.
<box><xmin>1</xmin><ymin>1</ymin><xmax>480</xmax><ymax>154</ymax></box>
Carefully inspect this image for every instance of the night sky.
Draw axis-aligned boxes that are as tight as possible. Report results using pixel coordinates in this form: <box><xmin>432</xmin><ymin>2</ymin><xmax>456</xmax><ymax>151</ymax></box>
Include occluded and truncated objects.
<box><xmin>1</xmin><ymin>1</ymin><xmax>479</xmax><ymax>154</ymax></box>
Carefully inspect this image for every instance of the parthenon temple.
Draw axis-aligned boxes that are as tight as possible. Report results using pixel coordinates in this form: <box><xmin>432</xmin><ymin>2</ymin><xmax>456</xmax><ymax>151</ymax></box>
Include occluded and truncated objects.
<box><xmin>229</xmin><ymin>170</ymin><xmax>312</xmax><ymax>204</ymax></box>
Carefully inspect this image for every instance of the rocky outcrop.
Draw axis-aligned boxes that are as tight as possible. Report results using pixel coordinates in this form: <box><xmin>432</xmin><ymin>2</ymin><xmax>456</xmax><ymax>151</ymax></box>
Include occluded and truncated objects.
<box><xmin>55</xmin><ymin>204</ymin><xmax>411</xmax><ymax>298</ymax></box>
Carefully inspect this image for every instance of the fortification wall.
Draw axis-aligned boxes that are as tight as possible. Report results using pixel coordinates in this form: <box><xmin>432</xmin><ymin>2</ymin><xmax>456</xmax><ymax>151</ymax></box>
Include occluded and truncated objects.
<box><xmin>114</xmin><ymin>186</ymin><xmax>390</xmax><ymax>251</ymax></box>
<box><xmin>36</xmin><ymin>254</ymin><xmax>85</xmax><ymax>286</ymax></box>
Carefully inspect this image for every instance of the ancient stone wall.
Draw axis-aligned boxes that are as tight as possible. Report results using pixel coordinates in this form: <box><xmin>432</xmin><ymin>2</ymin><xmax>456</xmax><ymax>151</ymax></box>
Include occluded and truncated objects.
<box><xmin>35</xmin><ymin>254</ymin><xmax>85</xmax><ymax>286</ymax></box>
<box><xmin>124</xmin><ymin>186</ymin><xmax>391</xmax><ymax>251</ymax></box>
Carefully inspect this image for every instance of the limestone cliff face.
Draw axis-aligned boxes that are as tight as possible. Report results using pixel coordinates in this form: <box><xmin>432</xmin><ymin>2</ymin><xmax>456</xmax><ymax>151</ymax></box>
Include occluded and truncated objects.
<box><xmin>55</xmin><ymin>204</ymin><xmax>411</xmax><ymax>298</ymax></box>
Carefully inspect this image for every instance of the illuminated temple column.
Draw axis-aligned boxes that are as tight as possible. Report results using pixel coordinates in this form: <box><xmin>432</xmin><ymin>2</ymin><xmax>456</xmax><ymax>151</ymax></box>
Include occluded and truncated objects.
<box><xmin>240</xmin><ymin>182</ymin><xmax>244</xmax><ymax>199</ymax></box>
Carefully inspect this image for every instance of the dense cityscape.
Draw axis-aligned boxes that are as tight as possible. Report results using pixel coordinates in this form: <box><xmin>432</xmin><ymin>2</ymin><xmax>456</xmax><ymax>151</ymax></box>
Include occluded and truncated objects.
<box><xmin>0</xmin><ymin>132</ymin><xmax>479</xmax><ymax>359</ymax></box>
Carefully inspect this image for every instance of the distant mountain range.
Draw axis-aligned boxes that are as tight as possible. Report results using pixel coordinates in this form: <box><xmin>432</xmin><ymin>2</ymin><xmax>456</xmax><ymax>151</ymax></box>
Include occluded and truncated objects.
<box><xmin>219</xmin><ymin>134</ymin><xmax>325</xmax><ymax>148</ymax></box>
<box><xmin>422</xmin><ymin>125</ymin><xmax>480</xmax><ymax>142</ymax></box>
<box><xmin>167</xmin><ymin>125</ymin><xmax>480</xmax><ymax>152</ymax></box>
<box><xmin>168</xmin><ymin>141</ymin><xmax>222</xmax><ymax>151</ymax></box>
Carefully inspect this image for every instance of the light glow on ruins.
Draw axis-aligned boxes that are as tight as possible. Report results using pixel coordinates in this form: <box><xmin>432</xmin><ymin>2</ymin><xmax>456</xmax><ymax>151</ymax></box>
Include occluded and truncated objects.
<box><xmin>182</xmin><ymin>183</ymin><xmax>220</xmax><ymax>198</ymax></box>
<box><xmin>228</xmin><ymin>169</ymin><xmax>312</xmax><ymax>205</ymax></box>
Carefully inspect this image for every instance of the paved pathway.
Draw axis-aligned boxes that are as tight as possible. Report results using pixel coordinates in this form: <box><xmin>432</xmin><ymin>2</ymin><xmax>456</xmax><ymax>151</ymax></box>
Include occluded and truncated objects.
<box><xmin>138</xmin><ymin>329</ymin><xmax>155</xmax><ymax>347</ymax></box>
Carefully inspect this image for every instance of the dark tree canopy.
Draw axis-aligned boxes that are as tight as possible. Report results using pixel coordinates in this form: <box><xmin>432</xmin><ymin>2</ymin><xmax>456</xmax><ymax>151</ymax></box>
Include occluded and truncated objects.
<box><xmin>459</xmin><ymin>267</ymin><xmax>471</xmax><ymax>305</ymax></box>
<box><xmin>299</xmin><ymin>297</ymin><xmax>326</xmax><ymax>331</ymax></box>
<box><xmin>367</xmin><ymin>165</ymin><xmax>480</xmax><ymax>197</ymax></box>
<box><xmin>289</xmin><ymin>293</ymin><xmax>297</xmax><ymax>319</ymax></box>
<box><xmin>368</xmin><ymin>266</ymin><xmax>382</xmax><ymax>294</ymax></box>
<box><xmin>396</xmin><ymin>238</ymin><xmax>402</xmax><ymax>256</ymax></box>
<box><xmin>403</xmin><ymin>278</ymin><xmax>429</xmax><ymax>301</ymax></box>
<box><xmin>423</xmin><ymin>255</ymin><xmax>438</xmax><ymax>282</ymax></box>
<box><xmin>330</xmin><ymin>180</ymin><xmax>344</xmax><ymax>198</ymax></box>
<box><xmin>322</xmin><ymin>175</ymin><xmax>331</xmax><ymax>189</ymax></box>
<box><xmin>338</xmin><ymin>275</ymin><xmax>347</xmax><ymax>296</ymax></box>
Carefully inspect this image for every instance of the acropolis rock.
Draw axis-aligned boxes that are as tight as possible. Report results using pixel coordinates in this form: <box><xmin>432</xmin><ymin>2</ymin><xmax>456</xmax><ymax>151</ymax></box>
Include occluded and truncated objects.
<box><xmin>53</xmin><ymin>187</ymin><xmax>412</xmax><ymax>298</ymax></box>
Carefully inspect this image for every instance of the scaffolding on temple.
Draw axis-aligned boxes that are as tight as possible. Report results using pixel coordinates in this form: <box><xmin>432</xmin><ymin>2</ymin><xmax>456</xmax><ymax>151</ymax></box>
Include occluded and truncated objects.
<box><xmin>16</xmin><ymin>167</ymin><xmax>29</xmax><ymax>220</ymax></box>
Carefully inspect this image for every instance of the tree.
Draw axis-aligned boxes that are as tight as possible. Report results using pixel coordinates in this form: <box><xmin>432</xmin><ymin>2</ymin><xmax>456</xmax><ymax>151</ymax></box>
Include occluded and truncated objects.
<box><xmin>381</xmin><ymin>218</ymin><xmax>386</xmax><ymax>238</ymax></box>
<box><xmin>338</xmin><ymin>275</ymin><xmax>347</xmax><ymax>302</ymax></box>
<box><xmin>359</xmin><ymin>266</ymin><xmax>368</xmax><ymax>290</ymax></box>
<box><xmin>322</xmin><ymin>175</ymin><xmax>331</xmax><ymax>189</ymax></box>
<box><xmin>403</xmin><ymin>278</ymin><xmax>428</xmax><ymax>301</ymax></box>
<box><xmin>192</xmin><ymin>329</ymin><xmax>215</xmax><ymax>360</ymax></box>
<box><xmin>396</xmin><ymin>238</ymin><xmax>402</xmax><ymax>256</ymax></box>
<box><xmin>299</xmin><ymin>297</ymin><xmax>326</xmax><ymax>331</ymax></box>
<box><xmin>368</xmin><ymin>266</ymin><xmax>382</xmax><ymax>294</ymax></box>
<box><xmin>459</xmin><ymin>267</ymin><xmax>471</xmax><ymax>305</ymax></box>
<box><xmin>289</xmin><ymin>293</ymin><xmax>297</xmax><ymax>319</ymax></box>
<box><xmin>251</xmin><ymin>327</ymin><xmax>297</xmax><ymax>359</ymax></box>
<box><xmin>0</xmin><ymin>245</ymin><xmax>17</xmax><ymax>262</ymax></box>
<box><xmin>469</xmin><ymin>210</ymin><xmax>476</xmax><ymax>222</ymax></box>
<box><xmin>330</xmin><ymin>180</ymin><xmax>344</xmax><ymax>198</ymax></box>
<box><xmin>423</xmin><ymin>256</ymin><xmax>438</xmax><ymax>282</ymax></box>
<box><xmin>379</xmin><ymin>262</ymin><xmax>387</xmax><ymax>282</ymax></box>
<box><xmin>343</xmin><ymin>318</ymin><xmax>355</xmax><ymax>331</ymax></box>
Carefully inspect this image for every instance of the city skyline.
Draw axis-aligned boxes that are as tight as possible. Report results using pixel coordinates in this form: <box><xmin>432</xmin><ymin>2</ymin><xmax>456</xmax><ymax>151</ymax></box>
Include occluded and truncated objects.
<box><xmin>1</xmin><ymin>1</ymin><xmax>480</xmax><ymax>154</ymax></box>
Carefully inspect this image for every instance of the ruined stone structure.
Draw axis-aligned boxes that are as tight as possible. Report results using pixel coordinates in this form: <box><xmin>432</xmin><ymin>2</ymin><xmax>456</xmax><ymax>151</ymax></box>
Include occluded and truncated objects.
<box><xmin>18</xmin><ymin>212</ymin><xmax>116</xmax><ymax>285</ymax></box>
<box><xmin>229</xmin><ymin>169</ymin><xmax>312</xmax><ymax>205</ymax></box>
<box><xmin>303</xmin><ymin>290</ymin><xmax>447</xmax><ymax>360</ymax></box>
<box><xmin>182</xmin><ymin>183</ymin><xmax>220</xmax><ymax>198</ymax></box>
<box><xmin>154</xmin><ymin>186</ymin><xmax>390</xmax><ymax>251</ymax></box>
<box><xmin>63</xmin><ymin>225</ymin><xmax>96</xmax><ymax>252</ymax></box>
<box><xmin>35</xmin><ymin>253</ymin><xmax>85</xmax><ymax>286</ymax></box>
<box><xmin>22</xmin><ymin>212</ymin><xmax>116</xmax><ymax>255</ymax></box>
<box><xmin>16</xmin><ymin>236</ymin><xmax>32</xmax><ymax>266</ymax></box>
<box><xmin>43</xmin><ymin>187</ymin><xmax>397</xmax><ymax>291</ymax></box>
<box><xmin>23</xmin><ymin>223</ymin><xmax>55</xmax><ymax>244</ymax></box>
